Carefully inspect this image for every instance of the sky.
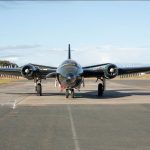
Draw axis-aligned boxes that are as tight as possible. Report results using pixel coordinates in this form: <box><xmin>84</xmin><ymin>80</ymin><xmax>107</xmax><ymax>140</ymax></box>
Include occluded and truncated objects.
<box><xmin>0</xmin><ymin>1</ymin><xmax>150</xmax><ymax>67</ymax></box>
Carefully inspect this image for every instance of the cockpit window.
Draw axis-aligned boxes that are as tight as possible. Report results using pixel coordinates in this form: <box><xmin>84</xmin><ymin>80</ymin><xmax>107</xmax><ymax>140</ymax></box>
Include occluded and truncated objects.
<box><xmin>59</xmin><ymin>66</ymin><xmax>78</xmax><ymax>77</ymax></box>
<box><xmin>57</xmin><ymin>60</ymin><xmax>83</xmax><ymax>76</ymax></box>
<box><xmin>61</xmin><ymin>60</ymin><xmax>78</xmax><ymax>67</ymax></box>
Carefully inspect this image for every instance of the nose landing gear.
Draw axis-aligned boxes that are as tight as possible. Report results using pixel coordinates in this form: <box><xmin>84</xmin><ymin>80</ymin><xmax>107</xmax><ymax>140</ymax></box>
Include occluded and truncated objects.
<box><xmin>66</xmin><ymin>89</ymin><xmax>75</xmax><ymax>98</ymax></box>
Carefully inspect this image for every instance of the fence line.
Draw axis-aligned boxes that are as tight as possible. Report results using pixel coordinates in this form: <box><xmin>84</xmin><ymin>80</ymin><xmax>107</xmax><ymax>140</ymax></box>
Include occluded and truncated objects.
<box><xmin>0</xmin><ymin>65</ymin><xmax>20</xmax><ymax>79</ymax></box>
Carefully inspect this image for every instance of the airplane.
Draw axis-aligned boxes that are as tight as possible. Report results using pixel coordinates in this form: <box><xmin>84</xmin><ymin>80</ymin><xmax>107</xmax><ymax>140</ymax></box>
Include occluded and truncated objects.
<box><xmin>0</xmin><ymin>44</ymin><xmax>150</xmax><ymax>98</ymax></box>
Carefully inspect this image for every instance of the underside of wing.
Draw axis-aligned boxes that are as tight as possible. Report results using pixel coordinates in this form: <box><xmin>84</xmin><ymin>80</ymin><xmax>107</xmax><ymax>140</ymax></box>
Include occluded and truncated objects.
<box><xmin>0</xmin><ymin>68</ymin><xmax>22</xmax><ymax>76</ymax></box>
<box><xmin>82</xmin><ymin>63</ymin><xmax>118</xmax><ymax>79</ymax></box>
<box><xmin>20</xmin><ymin>64</ymin><xmax>57</xmax><ymax>79</ymax></box>
<box><xmin>118</xmin><ymin>66</ymin><xmax>150</xmax><ymax>75</ymax></box>
<box><xmin>82</xmin><ymin>69</ymin><xmax>104</xmax><ymax>78</ymax></box>
<box><xmin>0</xmin><ymin>64</ymin><xmax>57</xmax><ymax>80</ymax></box>
<box><xmin>83</xmin><ymin>63</ymin><xmax>150</xmax><ymax>79</ymax></box>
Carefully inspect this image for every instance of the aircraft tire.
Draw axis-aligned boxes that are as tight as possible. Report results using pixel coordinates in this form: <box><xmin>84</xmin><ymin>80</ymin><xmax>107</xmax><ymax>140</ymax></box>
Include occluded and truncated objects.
<box><xmin>37</xmin><ymin>83</ymin><xmax>42</xmax><ymax>96</ymax></box>
<box><xmin>35</xmin><ymin>86</ymin><xmax>37</xmax><ymax>92</ymax></box>
<box><xmin>98</xmin><ymin>83</ymin><xmax>103</xmax><ymax>97</ymax></box>
<box><xmin>71</xmin><ymin>89</ymin><xmax>74</xmax><ymax>98</ymax></box>
<box><xmin>66</xmin><ymin>89</ymin><xmax>69</xmax><ymax>98</ymax></box>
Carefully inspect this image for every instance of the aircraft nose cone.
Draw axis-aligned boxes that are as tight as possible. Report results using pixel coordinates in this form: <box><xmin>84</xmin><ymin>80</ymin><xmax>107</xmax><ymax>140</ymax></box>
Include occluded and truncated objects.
<box><xmin>67</xmin><ymin>76</ymin><xmax>71</xmax><ymax>80</ymax></box>
<box><xmin>66</xmin><ymin>74</ymin><xmax>75</xmax><ymax>83</ymax></box>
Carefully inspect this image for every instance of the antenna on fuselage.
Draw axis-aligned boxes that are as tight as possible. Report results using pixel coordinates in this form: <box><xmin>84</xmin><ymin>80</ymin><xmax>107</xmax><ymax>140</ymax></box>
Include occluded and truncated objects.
<box><xmin>68</xmin><ymin>44</ymin><xmax>71</xmax><ymax>59</ymax></box>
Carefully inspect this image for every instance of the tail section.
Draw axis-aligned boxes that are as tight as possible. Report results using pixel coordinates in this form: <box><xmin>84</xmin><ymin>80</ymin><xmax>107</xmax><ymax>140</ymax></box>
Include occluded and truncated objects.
<box><xmin>68</xmin><ymin>44</ymin><xmax>71</xmax><ymax>59</ymax></box>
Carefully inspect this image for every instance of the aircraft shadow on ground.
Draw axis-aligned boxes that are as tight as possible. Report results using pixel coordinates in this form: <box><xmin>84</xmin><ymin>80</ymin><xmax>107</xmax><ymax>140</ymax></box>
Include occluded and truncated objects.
<box><xmin>3</xmin><ymin>89</ymin><xmax>150</xmax><ymax>99</ymax></box>
<box><xmin>74</xmin><ymin>90</ymin><xmax>150</xmax><ymax>99</ymax></box>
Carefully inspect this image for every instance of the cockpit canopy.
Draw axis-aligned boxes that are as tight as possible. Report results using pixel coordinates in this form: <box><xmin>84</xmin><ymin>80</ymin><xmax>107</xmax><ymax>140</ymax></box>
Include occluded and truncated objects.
<box><xmin>57</xmin><ymin>60</ymin><xmax>83</xmax><ymax>77</ymax></box>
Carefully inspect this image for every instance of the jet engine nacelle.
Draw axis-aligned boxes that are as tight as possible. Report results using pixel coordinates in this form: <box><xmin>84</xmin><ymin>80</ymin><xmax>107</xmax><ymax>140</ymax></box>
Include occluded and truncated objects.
<box><xmin>104</xmin><ymin>64</ymin><xmax>118</xmax><ymax>79</ymax></box>
<box><xmin>21</xmin><ymin>64</ymin><xmax>39</xmax><ymax>80</ymax></box>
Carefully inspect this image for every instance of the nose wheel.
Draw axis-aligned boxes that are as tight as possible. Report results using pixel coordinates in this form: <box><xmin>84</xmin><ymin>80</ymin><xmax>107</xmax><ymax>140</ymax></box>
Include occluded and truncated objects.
<box><xmin>66</xmin><ymin>89</ymin><xmax>75</xmax><ymax>98</ymax></box>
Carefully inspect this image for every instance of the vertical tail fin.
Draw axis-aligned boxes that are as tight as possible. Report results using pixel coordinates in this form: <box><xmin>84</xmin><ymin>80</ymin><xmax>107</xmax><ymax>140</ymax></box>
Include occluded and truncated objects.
<box><xmin>68</xmin><ymin>44</ymin><xmax>71</xmax><ymax>59</ymax></box>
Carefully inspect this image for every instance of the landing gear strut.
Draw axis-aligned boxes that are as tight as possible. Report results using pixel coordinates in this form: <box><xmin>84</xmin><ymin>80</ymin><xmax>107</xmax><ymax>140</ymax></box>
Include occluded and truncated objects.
<box><xmin>34</xmin><ymin>78</ymin><xmax>42</xmax><ymax>96</ymax></box>
<box><xmin>66</xmin><ymin>89</ymin><xmax>75</xmax><ymax>98</ymax></box>
<box><xmin>97</xmin><ymin>77</ymin><xmax>105</xmax><ymax>97</ymax></box>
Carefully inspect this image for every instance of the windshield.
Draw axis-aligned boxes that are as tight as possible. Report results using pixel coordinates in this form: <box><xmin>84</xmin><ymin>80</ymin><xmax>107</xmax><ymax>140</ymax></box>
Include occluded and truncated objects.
<box><xmin>59</xmin><ymin>65</ymin><xmax>78</xmax><ymax>77</ymax></box>
<box><xmin>57</xmin><ymin>60</ymin><xmax>83</xmax><ymax>77</ymax></box>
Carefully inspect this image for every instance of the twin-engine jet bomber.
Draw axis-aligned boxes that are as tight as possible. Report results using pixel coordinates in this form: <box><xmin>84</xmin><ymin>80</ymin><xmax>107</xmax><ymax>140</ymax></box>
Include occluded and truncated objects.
<box><xmin>0</xmin><ymin>44</ymin><xmax>150</xmax><ymax>98</ymax></box>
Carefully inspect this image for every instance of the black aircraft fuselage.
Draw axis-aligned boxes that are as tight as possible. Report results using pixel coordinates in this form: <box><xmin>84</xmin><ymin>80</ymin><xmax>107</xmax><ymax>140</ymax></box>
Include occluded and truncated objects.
<box><xmin>1</xmin><ymin>44</ymin><xmax>150</xmax><ymax>98</ymax></box>
<box><xmin>56</xmin><ymin>59</ymin><xmax>83</xmax><ymax>89</ymax></box>
<box><xmin>56</xmin><ymin>44</ymin><xmax>83</xmax><ymax>90</ymax></box>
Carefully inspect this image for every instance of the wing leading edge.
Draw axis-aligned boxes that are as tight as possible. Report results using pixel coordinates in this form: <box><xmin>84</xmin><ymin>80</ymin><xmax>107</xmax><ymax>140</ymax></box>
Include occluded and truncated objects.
<box><xmin>82</xmin><ymin>63</ymin><xmax>150</xmax><ymax>79</ymax></box>
<box><xmin>0</xmin><ymin>68</ymin><xmax>22</xmax><ymax>76</ymax></box>
<box><xmin>0</xmin><ymin>64</ymin><xmax>57</xmax><ymax>79</ymax></box>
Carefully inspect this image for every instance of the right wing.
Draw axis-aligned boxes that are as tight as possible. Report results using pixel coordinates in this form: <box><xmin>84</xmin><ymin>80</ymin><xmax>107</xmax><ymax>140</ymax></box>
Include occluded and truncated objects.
<box><xmin>82</xmin><ymin>63</ymin><xmax>111</xmax><ymax>78</ymax></box>
<box><xmin>0</xmin><ymin>64</ymin><xmax>57</xmax><ymax>79</ymax></box>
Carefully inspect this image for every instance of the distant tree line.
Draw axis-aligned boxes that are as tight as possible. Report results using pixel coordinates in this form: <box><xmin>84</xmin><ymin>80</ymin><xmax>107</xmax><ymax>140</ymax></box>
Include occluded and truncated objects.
<box><xmin>0</xmin><ymin>60</ymin><xmax>18</xmax><ymax>68</ymax></box>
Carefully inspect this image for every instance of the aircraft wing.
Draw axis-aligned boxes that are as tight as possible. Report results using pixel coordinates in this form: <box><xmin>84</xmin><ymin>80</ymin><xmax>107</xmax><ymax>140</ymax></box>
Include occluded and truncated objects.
<box><xmin>0</xmin><ymin>68</ymin><xmax>22</xmax><ymax>76</ymax></box>
<box><xmin>83</xmin><ymin>63</ymin><xmax>150</xmax><ymax>79</ymax></box>
<box><xmin>30</xmin><ymin>63</ymin><xmax>57</xmax><ymax>70</ymax></box>
<box><xmin>0</xmin><ymin>64</ymin><xmax>57</xmax><ymax>79</ymax></box>
<box><xmin>83</xmin><ymin>63</ymin><xmax>110</xmax><ymax>69</ymax></box>
<box><xmin>118</xmin><ymin>66</ymin><xmax>150</xmax><ymax>75</ymax></box>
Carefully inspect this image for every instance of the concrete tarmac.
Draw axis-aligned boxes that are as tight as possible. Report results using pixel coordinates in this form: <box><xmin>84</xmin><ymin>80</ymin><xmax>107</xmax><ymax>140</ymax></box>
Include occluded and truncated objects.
<box><xmin>0</xmin><ymin>79</ymin><xmax>150</xmax><ymax>150</ymax></box>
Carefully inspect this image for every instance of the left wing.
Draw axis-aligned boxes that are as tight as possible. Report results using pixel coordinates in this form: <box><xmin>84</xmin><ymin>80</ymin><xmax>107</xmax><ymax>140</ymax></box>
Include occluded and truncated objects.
<box><xmin>118</xmin><ymin>66</ymin><xmax>150</xmax><ymax>75</ymax></box>
<box><xmin>30</xmin><ymin>63</ymin><xmax>57</xmax><ymax>70</ymax></box>
<box><xmin>82</xmin><ymin>63</ymin><xmax>150</xmax><ymax>79</ymax></box>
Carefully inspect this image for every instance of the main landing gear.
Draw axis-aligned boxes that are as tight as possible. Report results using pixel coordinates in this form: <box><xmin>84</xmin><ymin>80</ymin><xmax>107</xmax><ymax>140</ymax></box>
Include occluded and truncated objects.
<box><xmin>34</xmin><ymin>78</ymin><xmax>42</xmax><ymax>96</ymax></box>
<box><xmin>97</xmin><ymin>77</ymin><xmax>105</xmax><ymax>97</ymax></box>
<box><xmin>66</xmin><ymin>89</ymin><xmax>75</xmax><ymax>98</ymax></box>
